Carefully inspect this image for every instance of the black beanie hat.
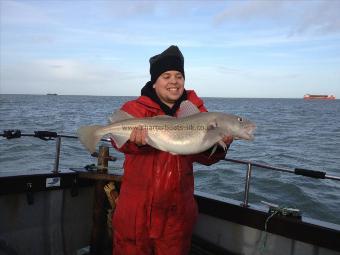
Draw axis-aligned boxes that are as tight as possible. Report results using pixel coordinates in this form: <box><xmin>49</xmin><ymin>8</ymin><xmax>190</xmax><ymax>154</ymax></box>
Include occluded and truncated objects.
<box><xmin>149</xmin><ymin>45</ymin><xmax>185</xmax><ymax>84</ymax></box>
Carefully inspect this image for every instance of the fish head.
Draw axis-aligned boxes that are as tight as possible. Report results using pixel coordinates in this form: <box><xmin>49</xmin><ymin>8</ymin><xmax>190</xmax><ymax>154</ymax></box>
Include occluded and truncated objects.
<box><xmin>215</xmin><ymin>113</ymin><xmax>256</xmax><ymax>141</ymax></box>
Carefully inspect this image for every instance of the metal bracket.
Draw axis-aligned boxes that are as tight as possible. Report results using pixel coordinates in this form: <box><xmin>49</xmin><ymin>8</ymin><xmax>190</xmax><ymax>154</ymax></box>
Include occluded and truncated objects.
<box><xmin>26</xmin><ymin>182</ymin><xmax>34</xmax><ymax>205</ymax></box>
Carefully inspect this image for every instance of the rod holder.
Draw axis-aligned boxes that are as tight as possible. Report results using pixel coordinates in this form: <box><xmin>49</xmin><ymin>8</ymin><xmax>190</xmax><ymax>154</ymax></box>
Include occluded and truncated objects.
<box><xmin>242</xmin><ymin>163</ymin><xmax>252</xmax><ymax>207</ymax></box>
<box><xmin>53</xmin><ymin>136</ymin><xmax>61</xmax><ymax>173</ymax></box>
<box><xmin>90</xmin><ymin>145</ymin><xmax>110</xmax><ymax>254</ymax></box>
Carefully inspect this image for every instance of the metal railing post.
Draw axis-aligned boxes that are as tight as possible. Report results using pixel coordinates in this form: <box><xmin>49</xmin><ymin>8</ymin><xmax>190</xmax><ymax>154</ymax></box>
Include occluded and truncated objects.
<box><xmin>242</xmin><ymin>163</ymin><xmax>253</xmax><ymax>207</ymax></box>
<box><xmin>53</xmin><ymin>136</ymin><xmax>61</xmax><ymax>173</ymax></box>
<box><xmin>90</xmin><ymin>145</ymin><xmax>110</xmax><ymax>254</ymax></box>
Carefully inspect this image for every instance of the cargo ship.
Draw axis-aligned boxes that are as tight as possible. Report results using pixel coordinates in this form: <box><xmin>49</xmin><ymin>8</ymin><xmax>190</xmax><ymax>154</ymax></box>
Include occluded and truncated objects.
<box><xmin>304</xmin><ymin>94</ymin><xmax>336</xmax><ymax>100</ymax></box>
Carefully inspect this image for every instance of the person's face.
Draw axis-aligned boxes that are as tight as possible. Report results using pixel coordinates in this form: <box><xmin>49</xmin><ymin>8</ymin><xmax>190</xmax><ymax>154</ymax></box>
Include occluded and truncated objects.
<box><xmin>153</xmin><ymin>70</ymin><xmax>184</xmax><ymax>107</ymax></box>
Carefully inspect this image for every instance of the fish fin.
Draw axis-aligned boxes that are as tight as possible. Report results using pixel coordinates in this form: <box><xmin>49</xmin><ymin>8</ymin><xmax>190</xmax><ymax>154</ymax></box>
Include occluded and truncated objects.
<box><xmin>77</xmin><ymin>125</ymin><xmax>104</xmax><ymax>153</ymax></box>
<box><xmin>207</xmin><ymin>121</ymin><xmax>230</xmax><ymax>139</ymax></box>
<box><xmin>208</xmin><ymin>140</ymin><xmax>227</xmax><ymax>158</ymax></box>
<box><xmin>218</xmin><ymin>140</ymin><xmax>227</xmax><ymax>151</ymax></box>
<box><xmin>177</xmin><ymin>100</ymin><xmax>200</xmax><ymax>117</ymax></box>
<box><xmin>207</xmin><ymin>120</ymin><xmax>218</xmax><ymax>130</ymax></box>
<box><xmin>208</xmin><ymin>144</ymin><xmax>218</xmax><ymax>158</ymax></box>
<box><xmin>202</xmin><ymin>127</ymin><xmax>225</xmax><ymax>151</ymax></box>
<box><xmin>152</xmin><ymin>115</ymin><xmax>174</xmax><ymax>119</ymax></box>
<box><xmin>108</xmin><ymin>110</ymin><xmax>134</xmax><ymax>123</ymax></box>
<box><xmin>111</xmin><ymin>134</ymin><xmax>130</xmax><ymax>148</ymax></box>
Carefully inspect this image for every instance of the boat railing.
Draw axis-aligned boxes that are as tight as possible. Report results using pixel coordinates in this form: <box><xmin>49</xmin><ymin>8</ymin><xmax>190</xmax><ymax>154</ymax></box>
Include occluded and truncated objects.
<box><xmin>222</xmin><ymin>158</ymin><xmax>340</xmax><ymax>207</ymax></box>
<box><xmin>2</xmin><ymin>129</ymin><xmax>340</xmax><ymax>209</ymax></box>
<box><xmin>2</xmin><ymin>130</ymin><xmax>114</xmax><ymax>173</ymax></box>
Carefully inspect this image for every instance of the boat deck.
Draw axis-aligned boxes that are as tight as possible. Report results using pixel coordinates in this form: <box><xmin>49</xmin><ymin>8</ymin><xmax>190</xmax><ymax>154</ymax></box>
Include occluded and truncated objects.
<box><xmin>190</xmin><ymin>236</ymin><xmax>238</xmax><ymax>255</ymax></box>
<box><xmin>76</xmin><ymin>235</ymin><xmax>237</xmax><ymax>255</ymax></box>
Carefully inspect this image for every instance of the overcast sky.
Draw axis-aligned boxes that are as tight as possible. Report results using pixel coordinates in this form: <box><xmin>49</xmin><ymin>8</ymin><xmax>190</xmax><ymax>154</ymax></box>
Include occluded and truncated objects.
<box><xmin>1</xmin><ymin>0</ymin><xmax>339</xmax><ymax>98</ymax></box>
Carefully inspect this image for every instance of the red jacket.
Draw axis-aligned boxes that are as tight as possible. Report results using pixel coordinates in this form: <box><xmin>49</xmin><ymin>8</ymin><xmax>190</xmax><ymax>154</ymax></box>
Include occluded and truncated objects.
<box><xmin>112</xmin><ymin>90</ymin><xmax>226</xmax><ymax>242</ymax></box>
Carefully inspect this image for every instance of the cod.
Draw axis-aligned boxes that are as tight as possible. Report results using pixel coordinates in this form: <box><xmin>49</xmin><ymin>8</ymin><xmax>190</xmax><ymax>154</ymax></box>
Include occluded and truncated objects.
<box><xmin>77</xmin><ymin>101</ymin><xmax>256</xmax><ymax>155</ymax></box>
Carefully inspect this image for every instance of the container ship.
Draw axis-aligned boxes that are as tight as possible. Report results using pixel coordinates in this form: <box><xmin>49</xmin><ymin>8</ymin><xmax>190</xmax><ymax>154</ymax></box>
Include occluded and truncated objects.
<box><xmin>304</xmin><ymin>94</ymin><xmax>336</xmax><ymax>100</ymax></box>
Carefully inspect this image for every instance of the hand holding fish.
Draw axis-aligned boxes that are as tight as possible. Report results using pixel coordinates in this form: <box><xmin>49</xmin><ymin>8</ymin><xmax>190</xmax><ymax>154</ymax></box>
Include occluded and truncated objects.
<box><xmin>130</xmin><ymin>126</ymin><xmax>148</xmax><ymax>146</ymax></box>
<box><xmin>222</xmin><ymin>135</ymin><xmax>233</xmax><ymax>147</ymax></box>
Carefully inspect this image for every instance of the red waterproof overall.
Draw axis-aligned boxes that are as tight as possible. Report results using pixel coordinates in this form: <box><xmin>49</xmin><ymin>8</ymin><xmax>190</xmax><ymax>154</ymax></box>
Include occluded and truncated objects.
<box><xmin>112</xmin><ymin>90</ymin><xmax>226</xmax><ymax>255</ymax></box>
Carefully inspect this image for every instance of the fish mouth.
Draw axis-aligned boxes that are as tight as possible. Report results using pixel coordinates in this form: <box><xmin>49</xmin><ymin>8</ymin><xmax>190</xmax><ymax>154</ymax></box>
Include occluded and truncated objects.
<box><xmin>242</xmin><ymin>124</ymin><xmax>256</xmax><ymax>140</ymax></box>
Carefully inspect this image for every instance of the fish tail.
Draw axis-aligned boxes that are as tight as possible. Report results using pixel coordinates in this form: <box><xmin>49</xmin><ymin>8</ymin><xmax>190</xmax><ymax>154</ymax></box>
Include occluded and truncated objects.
<box><xmin>77</xmin><ymin>125</ymin><xmax>104</xmax><ymax>153</ymax></box>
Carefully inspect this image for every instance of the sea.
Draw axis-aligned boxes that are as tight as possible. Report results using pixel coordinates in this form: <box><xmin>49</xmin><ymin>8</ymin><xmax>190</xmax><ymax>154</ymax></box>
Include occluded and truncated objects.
<box><xmin>1</xmin><ymin>94</ymin><xmax>339</xmax><ymax>225</ymax></box>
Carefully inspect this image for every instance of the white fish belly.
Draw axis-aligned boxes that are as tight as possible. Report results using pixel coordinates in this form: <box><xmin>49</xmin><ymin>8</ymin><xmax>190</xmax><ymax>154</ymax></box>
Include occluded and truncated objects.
<box><xmin>148</xmin><ymin>129</ymin><xmax>213</xmax><ymax>155</ymax></box>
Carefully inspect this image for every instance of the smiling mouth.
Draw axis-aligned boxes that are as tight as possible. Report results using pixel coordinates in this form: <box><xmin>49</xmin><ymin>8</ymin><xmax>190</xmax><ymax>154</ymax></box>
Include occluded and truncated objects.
<box><xmin>167</xmin><ymin>88</ymin><xmax>179</xmax><ymax>92</ymax></box>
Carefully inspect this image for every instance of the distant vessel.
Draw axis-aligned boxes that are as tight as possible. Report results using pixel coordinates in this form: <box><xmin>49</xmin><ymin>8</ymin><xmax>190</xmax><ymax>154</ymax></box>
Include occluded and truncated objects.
<box><xmin>303</xmin><ymin>94</ymin><xmax>335</xmax><ymax>100</ymax></box>
<box><xmin>46</xmin><ymin>93</ymin><xmax>58</xmax><ymax>96</ymax></box>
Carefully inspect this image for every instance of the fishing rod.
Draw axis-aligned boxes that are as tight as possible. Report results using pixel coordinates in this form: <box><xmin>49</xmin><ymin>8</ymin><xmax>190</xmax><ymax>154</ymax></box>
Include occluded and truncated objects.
<box><xmin>1</xmin><ymin>129</ymin><xmax>111</xmax><ymax>142</ymax></box>
<box><xmin>223</xmin><ymin>158</ymin><xmax>340</xmax><ymax>181</ymax></box>
<box><xmin>1</xmin><ymin>129</ymin><xmax>115</xmax><ymax>173</ymax></box>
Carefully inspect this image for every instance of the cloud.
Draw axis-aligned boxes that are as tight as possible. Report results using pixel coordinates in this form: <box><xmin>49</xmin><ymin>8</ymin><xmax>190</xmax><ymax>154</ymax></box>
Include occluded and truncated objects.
<box><xmin>0</xmin><ymin>0</ymin><xmax>55</xmax><ymax>25</ymax></box>
<box><xmin>215</xmin><ymin>65</ymin><xmax>300</xmax><ymax>81</ymax></box>
<box><xmin>103</xmin><ymin>1</ymin><xmax>156</xmax><ymax>18</ymax></box>
<box><xmin>214</xmin><ymin>1</ymin><xmax>285</xmax><ymax>25</ymax></box>
<box><xmin>291</xmin><ymin>1</ymin><xmax>340</xmax><ymax>35</ymax></box>
<box><xmin>57</xmin><ymin>26</ymin><xmax>205</xmax><ymax>49</ymax></box>
<box><xmin>0</xmin><ymin>58</ymin><xmax>145</xmax><ymax>95</ymax></box>
<box><xmin>214</xmin><ymin>0</ymin><xmax>340</xmax><ymax>36</ymax></box>
<box><xmin>103</xmin><ymin>1</ymin><xmax>198</xmax><ymax>19</ymax></box>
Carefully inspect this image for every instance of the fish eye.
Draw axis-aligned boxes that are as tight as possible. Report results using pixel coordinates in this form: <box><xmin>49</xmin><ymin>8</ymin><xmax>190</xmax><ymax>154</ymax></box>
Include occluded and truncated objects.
<box><xmin>238</xmin><ymin>117</ymin><xmax>243</xmax><ymax>122</ymax></box>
